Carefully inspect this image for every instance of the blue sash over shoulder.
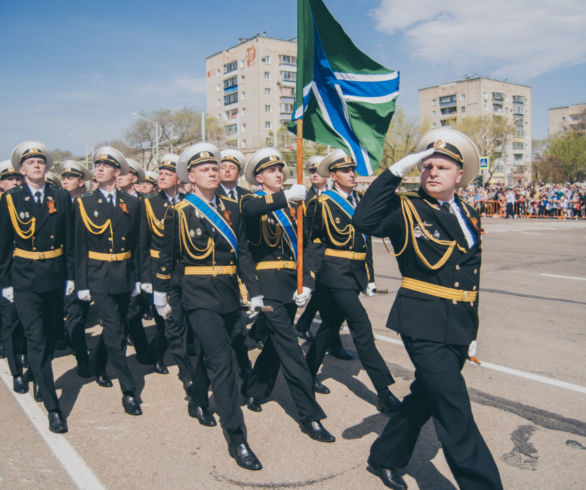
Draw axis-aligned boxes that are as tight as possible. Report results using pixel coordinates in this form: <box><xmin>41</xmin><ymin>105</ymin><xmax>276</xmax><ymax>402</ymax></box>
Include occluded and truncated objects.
<box><xmin>322</xmin><ymin>190</ymin><xmax>367</xmax><ymax>242</ymax></box>
<box><xmin>184</xmin><ymin>194</ymin><xmax>239</xmax><ymax>257</ymax></box>
<box><xmin>256</xmin><ymin>190</ymin><xmax>297</xmax><ymax>259</ymax></box>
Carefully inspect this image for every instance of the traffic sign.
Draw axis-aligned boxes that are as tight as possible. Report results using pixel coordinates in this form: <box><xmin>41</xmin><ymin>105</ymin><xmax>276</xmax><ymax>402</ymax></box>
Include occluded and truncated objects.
<box><xmin>480</xmin><ymin>156</ymin><xmax>489</xmax><ymax>169</ymax></box>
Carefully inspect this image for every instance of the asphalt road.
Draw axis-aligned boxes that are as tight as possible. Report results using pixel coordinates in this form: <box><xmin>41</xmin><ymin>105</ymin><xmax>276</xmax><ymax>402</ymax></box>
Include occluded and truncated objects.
<box><xmin>1</xmin><ymin>217</ymin><xmax>585</xmax><ymax>489</ymax></box>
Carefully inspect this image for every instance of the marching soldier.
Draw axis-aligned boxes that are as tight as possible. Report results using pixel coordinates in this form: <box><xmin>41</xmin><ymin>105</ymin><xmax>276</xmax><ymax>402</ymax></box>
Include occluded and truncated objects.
<box><xmin>139</xmin><ymin>153</ymin><xmax>215</xmax><ymax>423</ymax></box>
<box><xmin>217</xmin><ymin>149</ymin><xmax>250</xmax><ymax>201</ymax></box>
<box><xmin>354</xmin><ymin>128</ymin><xmax>502</xmax><ymax>489</ymax></box>
<box><xmin>118</xmin><ymin>158</ymin><xmax>156</xmax><ymax>366</ymax></box>
<box><xmin>294</xmin><ymin>156</ymin><xmax>355</xmax><ymax>360</ymax></box>
<box><xmin>74</xmin><ymin>147</ymin><xmax>143</xmax><ymax>415</ymax></box>
<box><xmin>60</xmin><ymin>160</ymin><xmax>92</xmax><ymax>377</ymax></box>
<box><xmin>153</xmin><ymin>143</ymin><xmax>262</xmax><ymax>470</ymax></box>
<box><xmin>305</xmin><ymin>149</ymin><xmax>400</xmax><ymax>409</ymax></box>
<box><xmin>0</xmin><ymin>159</ymin><xmax>28</xmax><ymax>393</ymax></box>
<box><xmin>141</xmin><ymin>171</ymin><xmax>158</xmax><ymax>195</ymax></box>
<box><xmin>240</xmin><ymin>148</ymin><xmax>335</xmax><ymax>443</ymax></box>
<box><xmin>0</xmin><ymin>141</ymin><xmax>72</xmax><ymax>433</ymax></box>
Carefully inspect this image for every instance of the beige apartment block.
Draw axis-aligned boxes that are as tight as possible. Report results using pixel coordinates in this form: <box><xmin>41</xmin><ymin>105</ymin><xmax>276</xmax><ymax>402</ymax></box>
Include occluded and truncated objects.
<box><xmin>206</xmin><ymin>33</ymin><xmax>298</xmax><ymax>154</ymax></box>
<box><xmin>549</xmin><ymin>103</ymin><xmax>586</xmax><ymax>137</ymax></box>
<box><xmin>419</xmin><ymin>78</ymin><xmax>532</xmax><ymax>183</ymax></box>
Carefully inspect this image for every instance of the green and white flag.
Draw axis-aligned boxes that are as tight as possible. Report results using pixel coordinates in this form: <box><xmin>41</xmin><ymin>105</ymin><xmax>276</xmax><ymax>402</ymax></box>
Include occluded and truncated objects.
<box><xmin>289</xmin><ymin>0</ymin><xmax>399</xmax><ymax>175</ymax></box>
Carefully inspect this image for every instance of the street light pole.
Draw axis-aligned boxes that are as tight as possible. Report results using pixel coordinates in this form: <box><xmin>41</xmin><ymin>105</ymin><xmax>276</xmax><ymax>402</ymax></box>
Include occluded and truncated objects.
<box><xmin>68</xmin><ymin>134</ymin><xmax>90</xmax><ymax>167</ymax></box>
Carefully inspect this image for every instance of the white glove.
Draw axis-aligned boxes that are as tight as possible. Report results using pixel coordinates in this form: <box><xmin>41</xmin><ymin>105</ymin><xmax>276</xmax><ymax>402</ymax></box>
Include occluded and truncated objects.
<box><xmin>77</xmin><ymin>289</ymin><xmax>91</xmax><ymax>302</ymax></box>
<box><xmin>2</xmin><ymin>287</ymin><xmax>14</xmax><ymax>303</ymax></box>
<box><xmin>65</xmin><ymin>280</ymin><xmax>75</xmax><ymax>296</ymax></box>
<box><xmin>389</xmin><ymin>148</ymin><xmax>435</xmax><ymax>178</ymax></box>
<box><xmin>468</xmin><ymin>340</ymin><xmax>478</xmax><ymax>358</ymax></box>
<box><xmin>284</xmin><ymin>184</ymin><xmax>307</xmax><ymax>203</ymax></box>
<box><xmin>153</xmin><ymin>291</ymin><xmax>168</xmax><ymax>307</ymax></box>
<box><xmin>156</xmin><ymin>304</ymin><xmax>172</xmax><ymax>320</ymax></box>
<box><xmin>248</xmin><ymin>295</ymin><xmax>264</xmax><ymax>319</ymax></box>
<box><xmin>292</xmin><ymin>286</ymin><xmax>312</xmax><ymax>307</ymax></box>
<box><xmin>366</xmin><ymin>282</ymin><xmax>376</xmax><ymax>296</ymax></box>
<box><xmin>141</xmin><ymin>283</ymin><xmax>153</xmax><ymax>294</ymax></box>
<box><xmin>131</xmin><ymin>282</ymin><xmax>141</xmax><ymax>297</ymax></box>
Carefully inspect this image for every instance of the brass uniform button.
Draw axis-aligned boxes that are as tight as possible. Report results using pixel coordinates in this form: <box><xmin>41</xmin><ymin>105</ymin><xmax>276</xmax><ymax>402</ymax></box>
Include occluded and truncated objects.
<box><xmin>473</xmin><ymin>285</ymin><xmax>477</xmax><ymax>291</ymax></box>
<box><xmin>474</xmin><ymin>269</ymin><xmax>478</xmax><ymax>274</ymax></box>
<box><xmin>455</xmin><ymin>265</ymin><xmax>460</xmax><ymax>270</ymax></box>
<box><xmin>109</xmin><ymin>248</ymin><xmax>113</xmax><ymax>252</ymax></box>
<box><xmin>454</xmin><ymin>282</ymin><xmax>459</xmax><ymax>287</ymax></box>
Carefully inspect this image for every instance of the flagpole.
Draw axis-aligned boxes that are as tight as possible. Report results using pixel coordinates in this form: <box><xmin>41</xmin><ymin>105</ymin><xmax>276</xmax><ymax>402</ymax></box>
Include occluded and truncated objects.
<box><xmin>296</xmin><ymin>118</ymin><xmax>304</xmax><ymax>295</ymax></box>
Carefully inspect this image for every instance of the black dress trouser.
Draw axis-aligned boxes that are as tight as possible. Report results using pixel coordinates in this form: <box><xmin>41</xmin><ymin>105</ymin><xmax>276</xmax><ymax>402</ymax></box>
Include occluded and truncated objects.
<box><xmin>89</xmin><ymin>292</ymin><xmax>137</xmax><ymax>395</ymax></box>
<box><xmin>370</xmin><ymin>336</ymin><xmax>503</xmax><ymax>490</ymax></box>
<box><xmin>1</xmin><ymin>296</ymin><xmax>27</xmax><ymax>377</ymax></box>
<box><xmin>64</xmin><ymin>291</ymin><xmax>90</xmax><ymax>367</ymax></box>
<box><xmin>13</xmin><ymin>289</ymin><xmax>63</xmax><ymax>412</ymax></box>
<box><xmin>306</xmin><ymin>287</ymin><xmax>394</xmax><ymax>392</ymax></box>
<box><xmin>246</xmin><ymin>299</ymin><xmax>325</xmax><ymax>423</ymax></box>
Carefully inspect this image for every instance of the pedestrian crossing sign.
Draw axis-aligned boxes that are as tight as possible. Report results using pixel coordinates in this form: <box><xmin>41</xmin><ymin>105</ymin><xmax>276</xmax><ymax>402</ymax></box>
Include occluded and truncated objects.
<box><xmin>480</xmin><ymin>156</ymin><xmax>489</xmax><ymax>169</ymax></box>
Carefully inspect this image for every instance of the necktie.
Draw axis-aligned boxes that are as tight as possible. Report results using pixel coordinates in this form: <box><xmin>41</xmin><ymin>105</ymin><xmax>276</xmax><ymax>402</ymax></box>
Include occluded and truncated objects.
<box><xmin>34</xmin><ymin>191</ymin><xmax>42</xmax><ymax>204</ymax></box>
<box><xmin>108</xmin><ymin>194</ymin><xmax>114</xmax><ymax>208</ymax></box>
<box><xmin>347</xmin><ymin>194</ymin><xmax>355</xmax><ymax>207</ymax></box>
<box><xmin>441</xmin><ymin>202</ymin><xmax>452</xmax><ymax>214</ymax></box>
<box><xmin>229</xmin><ymin>189</ymin><xmax>236</xmax><ymax>200</ymax></box>
<box><xmin>209</xmin><ymin>201</ymin><xmax>216</xmax><ymax>210</ymax></box>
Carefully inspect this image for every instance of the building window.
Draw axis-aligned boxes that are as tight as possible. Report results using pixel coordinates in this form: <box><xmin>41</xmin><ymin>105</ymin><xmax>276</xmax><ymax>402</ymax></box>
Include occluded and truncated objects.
<box><xmin>513</xmin><ymin>95</ymin><xmax>524</xmax><ymax>104</ymax></box>
<box><xmin>225</xmin><ymin>109</ymin><xmax>238</xmax><ymax>120</ymax></box>
<box><xmin>241</xmin><ymin>91</ymin><xmax>246</xmax><ymax>100</ymax></box>
<box><xmin>224</xmin><ymin>61</ymin><xmax>237</xmax><ymax>74</ymax></box>
<box><xmin>514</xmin><ymin>153</ymin><xmax>523</xmax><ymax>161</ymax></box>
<box><xmin>224</xmin><ymin>93</ymin><xmax>238</xmax><ymax>105</ymax></box>
<box><xmin>432</xmin><ymin>122</ymin><xmax>437</xmax><ymax>128</ymax></box>
<box><xmin>265</xmin><ymin>121</ymin><xmax>272</xmax><ymax>129</ymax></box>
<box><xmin>432</xmin><ymin>111</ymin><xmax>436</xmax><ymax>117</ymax></box>
<box><xmin>440</xmin><ymin>106</ymin><xmax>457</xmax><ymax>115</ymax></box>
<box><xmin>432</xmin><ymin>99</ymin><xmax>436</xmax><ymax>106</ymax></box>
<box><xmin>461</xmin><ymin>106</ymin><xmax>466</xmax><ymax>113</ymax></box>
<box><xmin>241</xmin><ymin>123</ymin><xmax>246</xmax><ymax>132</ymax></box>
<box><xmin>281</xmin><ymin>103</ymin><xmax>294</xmax><ymax>113</ymax></box>
<box><xmin>279</xmin><ymin>55</ymin><xmax>297</xmax><ymax>65</ymax></box>
<box><xmin>223</xmin><ymin>76</ymin><xmax>238</xmax><ymax>92</ymax></box>
<box><xmin>493</xmin><ymin>103</ymin><xmax>503</xmax><ymax>113</ymax></box>
<box><xmin>265</xmin><ymin>104</ymin><xmax>272</xmax><ymax>113</ymax></box>
<box><xmin>460</xmin><ymin>94</ymin><xmax>466</xmax><ymax>101</ymax></box>
<box><xmin>281</xmin><ymin>70</ymin><xmax>296</xmax><ymax>82</ymax></box>
<box><xmin>264</xmin><ymin>71</ymin><xmax>271</xmax><ymax>80</ymax></box>
<box><xmin>439</xmin><ymin>94</ymin><xmax>456</xmax><ymax>106</ymax></box>
<box><xmin>492</xmin><ymin>92</ymin><xmax>504</xmax><ymax>102</ymax></box>
<box><xmin>512</xmin><ymin>142</ymin><xmax>524</xmax><ymax>150</ymax></box>
<box><xmin>281</xmin><ymin>86</ymin><xmax>294</xmax><ymax>97</ymax></box>
<box><xmin>216</xmin><ymin>84</ymin><xmax>220</xmax><ymax>92</ymax></box>
<box><xmin>242</xmin><ymin>139</ymin><xmax>247</xmax><ymax>148</ymax></box>
<box><xmin>262</xmin><ymin>56</ymin><xmax>271</xmax><ymax>64</ymax></box>
<box><xmin>225</xmin><ymin>123</ymin><xmax>238</xmax><ymax>136</ymax></box>
<box><xmin>264</xmin><ymin>88</ymin><xmax>271</xmax><ymax>96</ymax></box>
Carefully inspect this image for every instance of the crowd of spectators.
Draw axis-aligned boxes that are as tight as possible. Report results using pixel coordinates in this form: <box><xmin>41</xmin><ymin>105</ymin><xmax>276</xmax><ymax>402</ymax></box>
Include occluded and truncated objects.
<box><xmin>458</xmin><ymin>182</ymin><xmax>586</xmax><ymax>219</ymax></box>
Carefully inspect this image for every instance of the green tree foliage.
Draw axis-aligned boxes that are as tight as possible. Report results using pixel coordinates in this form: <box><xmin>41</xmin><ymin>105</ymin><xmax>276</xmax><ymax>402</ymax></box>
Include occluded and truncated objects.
<box><xmin>534</xmin><ymin>133</ymin><xmax>586</xmax><ymax>183</ymax></box>
<box><xmin>378</xmin><ymin>109</ymin><xmax>423</xmax><ymax>174</ymax></box>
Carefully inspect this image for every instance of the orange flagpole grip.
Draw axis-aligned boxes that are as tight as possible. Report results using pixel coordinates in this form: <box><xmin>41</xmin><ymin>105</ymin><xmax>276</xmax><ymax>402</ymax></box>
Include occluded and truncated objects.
<box><xmin>296</xmin><ymin>119</ymin><xmax>304</xmax><ymax>294</ymax></box>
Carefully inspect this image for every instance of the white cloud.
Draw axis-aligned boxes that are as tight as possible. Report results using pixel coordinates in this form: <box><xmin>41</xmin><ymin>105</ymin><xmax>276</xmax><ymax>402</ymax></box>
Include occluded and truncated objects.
<box><xmin>371</xmin><ymin>0</ymin><xmax>586</xmax><ymax>79</ymax></box>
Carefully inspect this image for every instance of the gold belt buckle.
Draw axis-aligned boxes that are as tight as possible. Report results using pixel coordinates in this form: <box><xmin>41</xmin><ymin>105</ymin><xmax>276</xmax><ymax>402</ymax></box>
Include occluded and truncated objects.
<box><xmin>461</xmin><ymin>291</ymin><xmax>471</xmax><ymax>302</ymax></box>
<box><xmin>215</xmin><ymin>266</ymin><xmax>224</xmax><ymax>275</ymax></box>
<box><xmin>38</xmin><ymin>251</ymin><xmax>47</xmax><ymax>260</ymax></box>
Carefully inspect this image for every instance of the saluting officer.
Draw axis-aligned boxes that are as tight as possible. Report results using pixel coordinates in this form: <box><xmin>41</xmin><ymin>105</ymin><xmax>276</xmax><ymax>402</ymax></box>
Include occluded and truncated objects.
<box><xmin>240</xmin><ymin>148</ymin><xmax>335</xmax><ymax>443</ymax></box>
<box><xmin>0</xmin><ymin>159</ymin><xmax>28</xmax><ymax>394</ymax></box>
<box><xmin>153</xmin><ymin>143</ymin><xmax>262</xmax><ymax>470</ymax></box>
<box><xmin>0</xmin><ymin>141</ymin><xmax>73</xmax><ymax>433</ymax></box>
<box><xmin>354</xmin><ymin>128</ymin><xmax>502</xmax><ymax>490</ymax></box>
<box><xmin>60</xmin><ymin>160</ymin><xmax>92</xmax><ymax>378</ymax></box>
<box><xmin>74</xmin><ymin>147</ymin><xmax>143</xmax><ymax>416</ymax></box>
<box><xmin>305</xmin><ymin>149</ymin><xmax>400</xmax><ymax>410</ymax></box>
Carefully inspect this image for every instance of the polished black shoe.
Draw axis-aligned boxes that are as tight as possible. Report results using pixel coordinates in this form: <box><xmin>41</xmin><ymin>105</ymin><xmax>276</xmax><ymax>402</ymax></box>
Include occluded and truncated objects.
<box><xmin>33</xmin><ymin>382</ymin><xmax>43</xmax><ymax>402</ymax></box>
<box><xmin>13</xmin><ymin>375</ymin><xmax>28</xmax><ymax>394</ymax></box>
<box><xmin>77</xmin><ymin>363</ymin><xmax>92</xmax><ymax>378</ymax></box>
<box><xmin>154</xmin><ymin>360</ymin><xmax>169</xmax><ymax>374</ymax></box>
<box><xmin>377</xmin><ymin>390</ymin><xmax>402</xmax><ymax>413</ymax></box>
<box><xmin>300</xmin><ymin>420</ymin><xmax>336</xmax><ymax>443</ymax></box>
<box><xmin>96</xmin><ymin>373</ymin><xmax>113</xmax><ymax>388</ymax></box>
<box><xmin>314</xmin><ymin>378</ymin><xmax>330</xmax><ymax>394</ymax></box>
<box><xmin>246</xmin><ymin>396</ymin><xmax>262</xmax><ymax>412</ymax></box>
<box><xmin>229</xmin><ymin>442</ymin><xmax>262</xmax><ymax>471</ymax></box>
<box><xmin>329</xmin><ymin>346</ymin><xmax>356</xmax><ymax>360</ymax></box>
<box><xmin>188</xmin><ymin>403</ymin><xmax>217</xmax><ymax>427</ymax></box>
<box><xmin>367</xmin><ymin>456</ymin><xmax>407</xmax><ymax>489</ymax></box>
<box><xmin>48</xmin><ymin>411</ymin><xmax>68</xmax><ymax>434</ymax></box>
<box><xmin>122</xmin><ymin>395</ymin><xmax>142</xmax><ymax>416</ymax></box>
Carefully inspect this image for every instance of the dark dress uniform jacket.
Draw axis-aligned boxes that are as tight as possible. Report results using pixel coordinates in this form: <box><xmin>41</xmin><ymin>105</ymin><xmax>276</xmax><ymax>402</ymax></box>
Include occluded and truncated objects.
<box><xmin>0</xmin><ymin>184</ymin><xmax>73</xmax><ymax>292</ymax></box>
<box><xmin>306</xmin><ymin>189</ymin><xmax>374</xmax><ymax>292</ymax></box>
<box><xmin>353</xmin><ymin>171</ymin><xmax>483</xmax><ymax>346</ymax></box>
<box><xmin>154</xmin><ymin>194</ymin><xmax>259</xmax><ymax>313</ymax></box>
<box><xmin>138</xmin><ymin>191</ymin><xmax>184</xmax><ymax>285</ymax></box>
<box><xmin>74</xmin><ymin>190</ymin><xmax>140</xmax><ymax>294</ymax></box>
<box><xmin>241</xmin><ymin>190</ymin><xmax>315</xmax><ymax>303</ymax></box>
<box><xmin>216</xmin><ymin>185</ymin><xmax>251</xmax><ymax>201</ymax></box>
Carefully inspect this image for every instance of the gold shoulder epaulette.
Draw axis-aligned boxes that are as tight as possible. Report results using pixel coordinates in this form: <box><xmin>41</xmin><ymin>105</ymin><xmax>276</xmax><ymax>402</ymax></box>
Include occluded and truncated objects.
<box><xmin>398</xmin><ymin>191</ymin><xmax>419</xmax><ymax>198</ymax></box>
<box><xmin>318</xmin><ymin>194</ymin><xmax>328</xmax><ymax>203</ymax></box>
<box><xmin>219</xmin><ymin>194</ymin><xmax>236</xmax><ymax>203</ymax></box>
<box><xmin>80</xmin><ymin>192</ymin><xmax>92</xmax><ymax>198</ymax></box>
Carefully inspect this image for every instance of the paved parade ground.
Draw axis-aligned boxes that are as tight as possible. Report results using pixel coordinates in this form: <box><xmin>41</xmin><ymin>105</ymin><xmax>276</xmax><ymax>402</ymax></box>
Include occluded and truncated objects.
<box><xmin>1</xmin><ymin>217</ymin><xmax>585</xmax><ymax>489</ymax></box>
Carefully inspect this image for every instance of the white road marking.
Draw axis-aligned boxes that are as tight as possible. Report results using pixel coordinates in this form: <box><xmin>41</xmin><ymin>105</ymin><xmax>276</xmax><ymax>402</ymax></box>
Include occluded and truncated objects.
<box><xmin>540</xmin><ymin>273</ymin><xmax>586</xmax><ymax>282</ymax></box>
<box><xmin>337</xmin><ymin>328</ymin><xmax>586</xmax><ymax>395</ymax></box>
<box><xmin>0</xmin><ymin>360</ymin><xmax>105</xmax><ymax>490</ymax></box>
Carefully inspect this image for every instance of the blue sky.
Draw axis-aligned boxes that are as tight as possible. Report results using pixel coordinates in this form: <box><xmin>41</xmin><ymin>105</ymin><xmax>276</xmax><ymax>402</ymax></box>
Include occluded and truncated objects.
<box><xmin>1</xmin><ymin>0</ymin><xmax>584</xmax><ymax>158</ymax></box>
